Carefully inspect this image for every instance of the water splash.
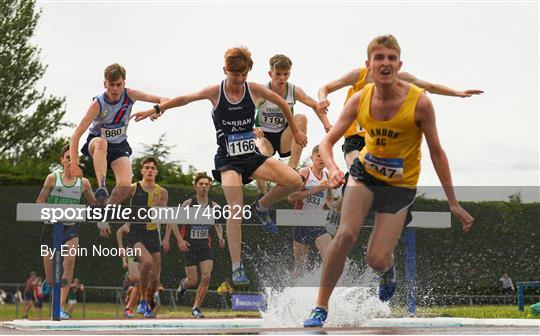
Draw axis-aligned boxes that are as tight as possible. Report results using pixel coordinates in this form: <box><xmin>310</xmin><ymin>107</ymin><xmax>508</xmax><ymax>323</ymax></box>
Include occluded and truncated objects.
<box><xmin>260</xmin><ymin>259</ymin><xmax>390</xmax><ymax>327</ymax></box>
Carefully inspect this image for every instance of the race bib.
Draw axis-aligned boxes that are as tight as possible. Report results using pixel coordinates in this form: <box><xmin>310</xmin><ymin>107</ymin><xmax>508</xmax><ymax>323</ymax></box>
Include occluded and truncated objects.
<box><xmin>364</xmin><ymin>153</ymin><xmax>403</xmax><ymax>180</ymax></box>
<box><xmin>226</xmin><ymin>131</ymin><xmax>255</xmax><ymax>156</ymax></box>
<box><xmin>190</xmin><ymin>225</ymin><xmax>209</xmax><ymax>239</ymax></box>
<box><xmin>101</xmin><ymin>123</ymin><xmax>126</xmax><ymax>141</ymax></box>
<box><xmin>305</xmin><ymin>193</ymin><xmax>323</xmax><ymax>206</ymax></box>
<box><xmin>262</xmin><ymin>112</ymin><xmax>286</xmax><ymax>128</ymax></box>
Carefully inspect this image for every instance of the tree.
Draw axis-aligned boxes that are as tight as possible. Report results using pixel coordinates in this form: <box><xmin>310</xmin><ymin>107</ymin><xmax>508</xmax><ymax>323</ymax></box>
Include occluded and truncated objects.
<box><xmin>132</xmin><ymin>133</ymin><xmax>194</xmax><ymax>186</ymax></box>
<box><xmin>0</xmin><ymin>0</ymin><xmax>69</xmax><ymax>160</ymax></box>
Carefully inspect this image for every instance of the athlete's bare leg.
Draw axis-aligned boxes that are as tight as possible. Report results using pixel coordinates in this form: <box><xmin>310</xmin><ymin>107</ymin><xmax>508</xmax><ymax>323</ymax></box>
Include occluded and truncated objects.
<box><xmin>366</xmin><ymin>211</ymin><xmax>408</xmax><ymax>273</ymax></box>
<box><xmin>254</xmin><ymin>137</ymin><xmax>275</xmax><ymax>194</ymax></box>
<box><xmin>182</xmin><ymin>266</ymin><xmax>199</xmax><ymax>288</ymax></box>
<box><xmin>280</xmin><ymin>114</ymin><xmax>308</xmax><ymax>169</ymax></box>
<box><xmin>194</xmin><ymin>260</ymin><xmax>213</xmax><ymax>308</ymax></box>
<box><xmin>251</xmin><ymin>158</ymin><xmax>303</xmax><ymax>208</ymax></box>
<box><xmin>88</xmin><ymin>137</ymin><xmax>108</xmax><ymax>188</ymax></box>
<box><xmin>220</xmin><ymin>170</ymin><xmax>244</xmax><ymax>266</ymax></box>
<box><xmin>292</xmin><ymin>241</ymin><xmax>309</xmax><ymax>278</ymax></box>
<box><xmin>109</xmin><ymin>157</ymin><xmax>132</xmax><ymax>204</ymax></box>
<box><xmin>134</xmin><ymin>243</ymin><xmax>153</xmax><ymax>302</ymax></box>
<box><xmin>146</xmin><ymin>252</ymin><xmax>161</xmax><ymax>301</ymax></box>
<box><xmin>315</xmin><ymin>177</ymin><xmax>373</xmax><ymax>308</ymax></box>
<box><xmin>314</xmin><ymin>233</ymin><xmax>332</xmax><ymax>259</ymax></box>
<box><xmin>60</xmin><ymin>237</ymin><xmax>78</xmax><ymax>310</ymax></box>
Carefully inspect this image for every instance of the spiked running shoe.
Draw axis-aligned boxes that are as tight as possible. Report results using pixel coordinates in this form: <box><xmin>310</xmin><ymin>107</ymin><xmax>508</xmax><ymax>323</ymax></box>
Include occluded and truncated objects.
<box><xmin>95</xmin><ymin>187</ymin><xmax>109</xmax><ymax>204</ymax></box>
<box><xmin>137</xmin><ymin>300</ymin><xmax>147</xmax><ymax>314</ymax></box>
<box><xmin>378</xmin><ymin>265</ymin><xmax>397</xmax><ymax>302</ymax></box>
<box><xmin>304</xmin><ymin>307</ymin><xmax>328</xmax><ymax>327</ymax></box>
<box><xmin>191</xmin><ymin>307</ymin><xmax>205</xmax><ymax>318</ymax></box>
<box><xmin>176</xmin><ymin>279</ymin><xmax>187</xmax><ymax>302</ymax></box>
<box><xmin>250</xmin><ymin>201</ymin><xmax>277</xmax><ymax>234</ymax></box>
<box><xmin>232</xmin><ymin>265</ymin><xmax>250</xmax><ymax>286</ymax></box>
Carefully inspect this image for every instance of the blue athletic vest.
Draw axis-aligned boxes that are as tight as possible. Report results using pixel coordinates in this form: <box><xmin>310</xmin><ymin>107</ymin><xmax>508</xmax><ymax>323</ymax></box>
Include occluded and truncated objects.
<box><xmin>89</xmin><ymin>88</ymin><xmax>133</xmax><ymax>143</ymax></box>
<box><xmin>212</xmin><ymin>80</ymin><xmax>257</xmax><ymax>156</ymax></box>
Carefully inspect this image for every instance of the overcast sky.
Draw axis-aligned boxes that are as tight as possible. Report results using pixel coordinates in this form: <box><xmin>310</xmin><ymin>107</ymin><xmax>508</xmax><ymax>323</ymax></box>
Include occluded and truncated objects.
<box><xmin>33</xmin><ymin>1</ymin><xmax>539</xmax><ymax>200</ymax></box>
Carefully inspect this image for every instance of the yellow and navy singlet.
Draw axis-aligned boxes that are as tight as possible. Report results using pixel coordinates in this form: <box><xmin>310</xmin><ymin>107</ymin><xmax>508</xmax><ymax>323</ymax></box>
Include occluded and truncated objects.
<box><xmin>343</xmin><ymin>68</ymin><xmax>368</xmax><ymax>139</ymax></box>
<box><xmin>130</xmin><ymin>182</ymin><xmax>163</xmax><ymax>230</ymax></box>
<box><xmin>357</xmin><ymin>83</ymin><xmax>424</xmax><ymax>188</ymax></box>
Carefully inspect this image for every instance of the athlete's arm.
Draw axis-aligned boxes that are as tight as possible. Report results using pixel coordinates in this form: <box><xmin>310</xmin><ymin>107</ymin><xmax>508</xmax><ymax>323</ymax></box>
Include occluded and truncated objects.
<box><xmin>82</xmin><ymin>178</ymin><xmax>99</xmax><ymax>206</ymax></box>
<box><xmin>116</xmin><ymin>224</ymin><xmax>129</xmax><ymax>267</ymax></box>
<box><xmin>324</xmin><ymin>180</ymin><xmax>334</xmax><ymax>209</ymax></box>
<box><xmin>131</xmin><ymin>85</ymin><xmax>219</xmax><ymax>122</ymax></box>
<box><xmin>318</xmin><ymin>68</ymin><xmax>360</xmax><ymax>112</ymax></box>
<box><xmin>398</xmin><ymin>72</ymin><xmax>483</xmax><ymax>98</ymax></box>
<box><xmin>126</xmin><ymin>89</ymin><xmax>169</xmax><ymax>104</ymax></box>
<box><xmin>69</xmin><ymin>100</ymin><xmax>100</xmax><ymax>177</ymax></box>
<box><xmin>287</xmin><ymin>168</ymin><xmax>327</xmax><ymax>203</ymax></box>
<box><xmin>250</xmin><ymin>82</ymin><xmax>307</xmax><ymax>147</ymax></box>
<box><xmin>416</xmin><ymin>93</ymin><xmax>474</xmax><ymax>232</ymax></box>
<box><xmin>320</xmin><ymin>92</ymin><xmax>362</xmax><ymax>188</ymax></box>
<box><xmin>212</xmin><ymin>201</ymin><xmax>226</xmax><ymax>248</ymax></box>
<box><xmin>295</xmin><ymin>86</ymin><xmax>332</xmax><ymax>132</ymax></box>
<box><xmin>160</xmin><ymin>188</ymin><xmax>171</xmax><ymax>252</ymax></box>
<box><xmin>36</xmin><ymin>174</ymin><xmax>55</xmax><ymax>203</ymax></box>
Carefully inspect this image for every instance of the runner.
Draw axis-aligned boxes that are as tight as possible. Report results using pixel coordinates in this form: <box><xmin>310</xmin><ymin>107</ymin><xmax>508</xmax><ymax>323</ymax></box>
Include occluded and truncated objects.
<box><xmin>69</xmin><ymin>63</ymin><xmax>169</xmax><ymax>209</ymax></box>
<box><xmin>37</xmin><ymin>145</ymin><xmax>98</xmax><ymax>320</ymax></box>
<box><xmin>304</xmin><ymin>35</ymin><xmax>475</xmax><ymax>327</ymax></box>
<box><xmin>125</xmin><ymin>156</ymin><xmax>167</xmax><ymax>318</ymax></box>
<box><xmin>287</xmin><ymin>146</ymin><xmax>334</xmax><ymax>277</ymax></box>
<box><xmin>163</xmin><ymin>172</ymin><xmax>225</xmax><ymax>318</ymax></box>
<box><xmin>132</xmin><ymin>47</ymin><xmax>307</xmax><ymax>285</ymax></box>
<box><xmin>116</xmin><ymin>223</ymin><xmax>140</xmax><ymax>318</ymax></box>
<box><xmin>255</xmin><ymin>54</ymin><xmax>332</xmax><ymax>193</ymax></box>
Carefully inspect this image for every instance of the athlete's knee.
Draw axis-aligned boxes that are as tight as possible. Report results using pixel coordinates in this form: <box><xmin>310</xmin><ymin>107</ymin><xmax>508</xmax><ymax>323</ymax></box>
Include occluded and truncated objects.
<box><xmin>289</xmin><ymin>171</ymin><xmax>303</xmax><ymax>189</ymax></box>
<box><xmin>334</xmin><ymin>229</ymin><xmax>357</xmax><ymax>250</ymax></box>
<box><xmin>140</xmin><ymin>258</ymin><xmax>153</xmax><ymax>270</ymax></box>
<box><xmin>367</xmin><ymin>253</ymin><xmax>392</xmax><ymax>273</ymax></box>
<box><xmin>200</xmin><ymin>273</ymin><xmax>211</xmax><ymax>285</ymax></box>
<box><xmin>185</xmin><ymin>276</ymin><xmax>198</xmax><ymax>288</ymax></box>
<box><xmin>63</xmin><ymin>256</ymin><xmax>75</xmax><ymax>271</ymax></box>
<box><xmin>294</xmin><ymin>114</ymin><xmax>308</xmax><ymax>129</ymax></box>
<box><xmin>92</xmin><ymin>137</ymin><xmax>108</xmax><ymax>151</ymax></box>
<box><xmin>129</xmin><ymin>274</ymin><xmax>140</xmax><ymax>284</ymax></box>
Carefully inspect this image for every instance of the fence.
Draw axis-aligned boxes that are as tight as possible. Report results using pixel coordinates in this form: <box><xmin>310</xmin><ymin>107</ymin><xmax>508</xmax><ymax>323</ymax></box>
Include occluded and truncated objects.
<box><xmin>2</xmin><ymin>282</ymin><xmax>538</xmax><ymax>320</ymax></box>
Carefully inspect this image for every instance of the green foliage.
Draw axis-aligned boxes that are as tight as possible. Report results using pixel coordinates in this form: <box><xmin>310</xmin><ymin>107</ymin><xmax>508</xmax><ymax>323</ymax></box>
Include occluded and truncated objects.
<box><xmin>0</xmin><ymin>0</ymin><xmax>70</xmax><ymax>168</ymax></box>
<box><xmin>131</xmin><ymin>133</ymin><xmax>195</xmax><ymax>186</ymax></box>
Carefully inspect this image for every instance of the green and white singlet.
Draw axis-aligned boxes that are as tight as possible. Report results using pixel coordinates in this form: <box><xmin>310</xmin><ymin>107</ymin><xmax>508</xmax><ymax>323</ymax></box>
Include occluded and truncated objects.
<box><xmin>255</xmin><ymin>82</ymin><xmax>296</xmax><ymax>133</ymax></box>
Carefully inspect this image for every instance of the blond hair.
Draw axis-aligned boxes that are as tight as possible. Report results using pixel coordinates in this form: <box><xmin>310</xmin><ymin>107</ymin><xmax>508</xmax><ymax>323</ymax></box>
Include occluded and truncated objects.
<box><xmin>367</xmin><ymin>35</ymin><xmax>401</xmax><ymax>59</ymax></box>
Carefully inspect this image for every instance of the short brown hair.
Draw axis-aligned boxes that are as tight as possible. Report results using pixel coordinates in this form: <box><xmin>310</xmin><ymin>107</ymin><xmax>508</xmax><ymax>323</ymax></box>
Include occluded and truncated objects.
<box><xmin>224</xmin><ymin>47</ymin><xmax>253</xmax><ymax>73</ymax></box>
<box><xmin>269</xmin><ymin>54</ymin><xmax>292</xmax><ymax>70</ymax></box>
<box><xmin>194</xmin><ymin>172</ymin><xmax>212</xmax><ymax>185</ymax></box>
<box><xmin>141</xmin><ymin>156</ymin><xmax>159</xmax><ymax>168</ymax></box>
<box><xmin>60</xmin><ymin>144</ymin><xmax>70</xmax><ymax>159</ymax></box>
<box><xmin>367</xmin><ymin>34</ymin><xmax>401</xmax><ymax>59</ymax></box>
<box><xmin>312</xmin><ymin>145</ymin><xmax>320</xmax><ymax>155</ymax></box>
<box><xmin>104</xmin><ymin>63</ymin><xmax>126</xmax><ymax>81</ymax></box>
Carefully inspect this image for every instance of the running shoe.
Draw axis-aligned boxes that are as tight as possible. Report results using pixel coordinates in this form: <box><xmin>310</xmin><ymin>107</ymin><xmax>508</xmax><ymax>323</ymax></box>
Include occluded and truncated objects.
<box><xmin>137</xmin><ymin>300</ymin><xmax>147</xmax><ymax>314</ymax></box>
<box><xmin>250</xmin><ymin>201</ymin><xmax>277</xmax><ymax>234</ymax></box>
<box><xmin>59</xmin><ymin>309</ymin><xmax>70</xmax><ymax>320</ymax></box>
<box><xmin>232</xmin><ymin>265</ymin><xmax>250</xmax><ymax>286</ymax></box>
<box><xmin>176</xmin><ymin>279</ymin><xmax>187</xmax><ymax>302</ymax></box>
<box><xmin>378</xmin><ymin>265</ymin><xmax>397</xmax><ymax>302</ymax></box>
<box><xmin>123</xmin><ymin>308</ymin><xmax>134</xmax><ymax>318</ymax></box>
<box><xmin>95</xmin><ymin>187</ymin><xmax>109</xmax><ymax>204</ymax></box>
<box><xmin>303</xmin><ymin>307</ymin><xmax>328</xmax><ymax>327</ymax></box>
<box><xmin>143</xmin><ymin>305</ymin><xmax>154</xmax><ymax>318</ymax></box>
<box><xmin>191</xmin><ymin>307</ymin><xmax>205</xmax><ymax>318</ymax></box>
<box><xmin>41</xmin><ymin>280</ymin><xmax>51</xmax><ymax>295</ymax></box>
